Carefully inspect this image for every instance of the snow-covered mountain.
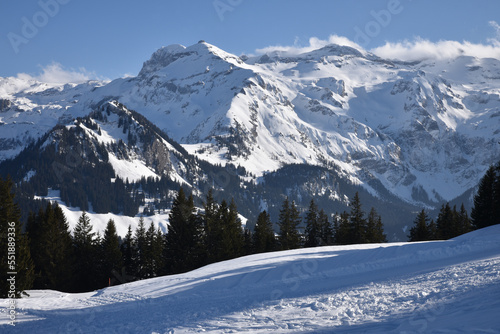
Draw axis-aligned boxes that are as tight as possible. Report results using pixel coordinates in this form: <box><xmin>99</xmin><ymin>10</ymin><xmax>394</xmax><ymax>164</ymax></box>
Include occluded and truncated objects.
<box><xmin>1</xmin><ymin>40</ymin><xmax>499</xmax><ymax>226</ymax></box>
<box><xmin>2</xmin><ymin>224</ymin><xmax>499</xmax><ymax>332</ymax></box>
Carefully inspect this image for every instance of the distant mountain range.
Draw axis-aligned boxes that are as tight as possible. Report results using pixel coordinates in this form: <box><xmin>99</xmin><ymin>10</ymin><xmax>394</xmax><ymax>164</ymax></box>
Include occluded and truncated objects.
<box><xmin>1</xmin><ymin>41</ymin><xmax>499</xmax><ymax>240</ymax></box>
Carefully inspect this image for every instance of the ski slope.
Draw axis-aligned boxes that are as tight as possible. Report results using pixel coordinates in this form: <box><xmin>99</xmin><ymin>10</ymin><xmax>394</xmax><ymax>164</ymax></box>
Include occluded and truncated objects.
<box><xmin>1</xmin><ymin>225</ymin><xmax>499</xmax><ymax>333</ymax></box>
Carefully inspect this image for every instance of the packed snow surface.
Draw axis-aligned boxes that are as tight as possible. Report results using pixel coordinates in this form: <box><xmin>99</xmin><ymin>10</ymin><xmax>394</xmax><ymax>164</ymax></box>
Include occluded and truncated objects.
<box><xmin>1</xmin><ymin>225</ymin><xmax>500</xmax><ymax>333</ymax></box>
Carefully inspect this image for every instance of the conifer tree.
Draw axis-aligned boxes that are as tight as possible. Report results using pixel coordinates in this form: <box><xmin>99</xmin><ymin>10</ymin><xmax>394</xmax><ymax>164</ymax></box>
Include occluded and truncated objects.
<box><xmin>409</xmin><ymin>209</ymin><xmax>431</xmax><ymax>242</ymax></box>
<box><xmin>165</xmin><ymin>188</ymin><xmax>199</xmax><ymax>273</ymax></box>
<box><xmin>366</xmin><ymin>207</ymin><xmax>387</xmax><ymax>243</ymax></box>
<box><xmin>0</xmin><ymin>177</ymin><xmax>34</xmax><ymax>297</ymax></box>
<box><xmin>318</xmin><ymin>209</ymin><xmax>334</xmax><ymax>246</ymax></box>
<box><xmin>304</xmin><ymin>199</ymin><xmax>320</xmax><ymax>247</ymax></box>
<box><xmin>253</xmin><ymin>210</ymin><xmax>276</xmax><ymax>253</ymax></box>
<box><xmin>134</xmin><ymin>216</ymin><xmax>147</xmax><ymax>278</ymax></box>
<box><xmin>458</xmin><ymin>204</ymin><xmax>472</xmax><ymax>235</ymax></box>
<box><xmin>334</xmin><ymin>211</ymin><xmax>350</xmax><ymax>245</ymax></box>
<box><xmin>201</xmin><ymin>189</ymin><xmax>219</xmax><ymax>265</ymax></box>
<box><xmin>101</xmin><ymin>219</ymin><xmax>123</xmax><ymax>285</ymax></box>
<box><xmin>120</xmin><ymin>225</ymin><xmax>136</xmax><ymax>283</ymax></box>
<box><xmin>224</xmin><ymin>199</ymin><xmax>244</xmax><ymax>259</ymax></box>
<box><xmin>278</xmin><ymin>197</ymin><xmax>301</xmax><ymax>250</ymax></box>
<box><xmin>73</xmin><ymin>212</ymin><xmax>99</xmax><ymax>292</ymax></box>
<box><xmin>436</xmin><ymin>203</ymin><xmax>455</xmax><ymax>240</ymax></box>
<box><xmin>27</xmin><ymin>203</ymin><xmax>74</xmax><ymax>291</ymax></box>
<box><xmin>471</xmin><ymin>163</ymin><xmax>499</xmax><ymax>229</ymax></box>
<box><xmin>349</xmin><ymin>192</ymin><xmax>367</xmax><ymax>244</ymax></box>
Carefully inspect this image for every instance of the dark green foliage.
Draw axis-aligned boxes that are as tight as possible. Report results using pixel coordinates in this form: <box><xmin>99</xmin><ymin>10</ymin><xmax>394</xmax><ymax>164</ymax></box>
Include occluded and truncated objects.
<box><xmin>72</xmin><ymin>212</ymin><xmax>100</xmax><ymax>292</ymax></box>
<box><xmin>471</xmin><ymin>163</ymin><xmax>500</xmax><ymax>229</ymax></box>
<box><xmin>253</xmin><ymin>210</ymin><xmax>276</xmax><ymax>253</ymax></box>
<box><xmin>318</xmin><ymin>209</ymin><xmax>334</xmax><ymax>246</ymax></box>
<box><xmin>26</xmin><ymin>203</ymin><xmax>74</xmax><ymax>291</ymax></box>
<box><xmin>120</xmin><ymin>225</ymin><xmax>136</xmax><ymax>283</ymax></box>
<box><xmin>304</xmin><ymin>199</ymin><xmax>321</xmax><ymax>247</ymax></box>
<box><xmin>365</xmin><ymin>207</ymin><xmax>387</xmax><ymax>243</ymax></box>
<box><xmin>349</xmin><ymin>192</ymin><xmax>367</xmax><ymax>244</ymax></box>
<box><xmin>0</xmin><ymin>177</ymin><xmax>34</xmax><ymax>297</ymax></box>
<box><xmin>101</xmin><ymin>219</ymin><xmax>123</xmax><ymax>285</ymax></box>
<box><xmin>408</xmin><ymin>209</ymin><xmax>432</xmax><ymax>242</ymax></box>
<box><xmin>164</xmin><ymin>188</ymin><xmax>200</xmax><ymax>274</ymax></box>
<box><xmin>278</xmin><ymin>197</ymin><xmax>302</xmax><ymax>250</ymax></box>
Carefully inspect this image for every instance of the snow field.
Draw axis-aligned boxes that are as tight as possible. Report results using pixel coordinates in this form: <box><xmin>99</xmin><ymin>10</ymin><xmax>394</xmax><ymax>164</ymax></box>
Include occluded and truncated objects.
<box><xmin>1</xmin><ymin>225</ymin><xmax>499</xmax><ymax>333</ymax></box>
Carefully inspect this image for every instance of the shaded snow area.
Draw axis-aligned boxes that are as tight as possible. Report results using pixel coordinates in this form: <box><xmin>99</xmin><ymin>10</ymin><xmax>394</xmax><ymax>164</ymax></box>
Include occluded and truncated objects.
<box><xmin>1</xmin><ymin>225</ymin><xmax>500</xmax><ymax>333</ymax></box>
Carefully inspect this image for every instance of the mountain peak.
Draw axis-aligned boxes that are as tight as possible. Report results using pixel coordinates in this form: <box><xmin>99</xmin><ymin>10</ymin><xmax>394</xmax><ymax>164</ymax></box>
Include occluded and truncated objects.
<box><xmin>138</xmin><ymin>44</ymin><xmax>189</xmax><ymax>76</ymax></box>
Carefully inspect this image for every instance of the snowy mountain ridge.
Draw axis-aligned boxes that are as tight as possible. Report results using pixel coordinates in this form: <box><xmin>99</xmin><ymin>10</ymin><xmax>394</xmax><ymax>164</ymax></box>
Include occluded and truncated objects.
<box><xmin>1</xmin><ymin>40</ymin><xmax>499</xmax><ymax>209</ymax></box>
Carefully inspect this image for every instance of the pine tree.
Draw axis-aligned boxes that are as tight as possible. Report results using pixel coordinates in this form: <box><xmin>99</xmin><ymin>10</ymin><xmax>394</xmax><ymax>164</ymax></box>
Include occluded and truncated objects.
<box><xmin>278</xmin><ymin>197</ymin><xmax>301</xmax><ymax>250</ymax></box>
<box><xmin>73</xmin><ymin>212</ymin><xmax>99</xmax><ymax>292</ymax></box>
<box><xmin>253</xmin><ymin>210</ymin><xmax>276</xmax><ymax>253</ymax></box>
<box><xmin>223</xmin><ymin>199</ymin><xmax>244</xmax><ymax>259</ymax></box>
<box><xmin>101</xmin><ymin>219</ymin><xmax>123</xmax><ymax>286</ymax></box>
<box><xmin>436</xmin><ymin>203</ymin><xmax>455</xmax><ymax>240</ymax></box>
<box><xmin>27</xmin><ymin>203</ymin><xmax>74</xmax><ymax>291</ymax></box>
<box><xmin>165</xmin><ymin>188</ymin><xmax>199</xmax><ymax>273</ymax></box>
<box><xmin>318</xmin><ymin>209</ymin><xmax>334</xmax><ymax>246</ymax></box>
<box><xmin>334</xmin><ymin>211</ymin><xmax>350</xmax><ymax>245</ymax></box>
<box><xmin>471</xmin><ymin>163</ymin><xmax>499</xmax><ymax>229</ymax></box>
<box><xmin>134</xmin><ymin>216</ymin><xmax>147</xmax><ymax>278</ymax></box>
<box><xmin>457</xmin><ymin>204</ymin><xmax>472</xmax><ymax>235</ymax></box>
<box><xmin>0</xmin><ymin>177</ymin><xmax>34</xmax><ymax>297</ymax></box>
<box><xmin>120</xmin><ymin>225</ymin><xmax>136</xmax><ymax>283</ymax></box>
<box><xmin>349</xmin><ymin>192</ymin><xmax>367</xmax><ymax>244</ymax></box>
<box><xmin>366</xmin><ymin>207</ymin><xmax>387</xmax><ymax>243</ymax></box>
<box><xmin>304</xmin><ymin>199</ymin><xmax>320</xmax><ymax>247</ymax></box>
<box><xmin>201</xmin><ymin>189</ymin><xmax>220</xmax><ymax>265</ymax></box>
<box><xmin>409</xmin><ymin>209</ymin><xmax>431</xmax><ymax>242</ymax></box>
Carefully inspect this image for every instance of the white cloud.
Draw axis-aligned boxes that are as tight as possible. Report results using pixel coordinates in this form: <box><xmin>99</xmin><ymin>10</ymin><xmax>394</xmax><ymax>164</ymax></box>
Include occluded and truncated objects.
<box><xmin>370</xmin><ymin>38</ymin><xmax>500</xmax><ymax>62</ymax></box>
<box><xmin>254</xmin><ymin>23</ymin><xmax>500</xmax><ymax>62</ymax></box>
<box><xmin>255</xmin><ymin>34</ymin><xmax>365</xmax><ymax>56</ymax></box>
<box><xmin>17</xmin><ymin>62</ymin><xmax>104</xmax><ymax>85</ymax></box>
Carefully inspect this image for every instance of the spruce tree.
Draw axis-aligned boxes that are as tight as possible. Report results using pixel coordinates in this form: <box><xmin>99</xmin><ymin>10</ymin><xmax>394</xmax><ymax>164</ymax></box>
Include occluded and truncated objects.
<box><xmin>436</xmin><ymin>203</ymin><xmax>455</xmax><ymax>240</ymax></box>
<box><xmin>101</xmin><ymin>219</ymin><xmax>123</xmax><ymax>286</ymax></box>
<box><xmin>134</xmin><ymin>216</ymin><xmax>147</xmax><ymax>278</ymax></box>
<box><xmin>201</xmin><ymin>189</ymin><xmax>219</xmax><ymax>265</ymax></box>
<box><xmin>120</xmin><ymin>225</ymin><xmax>136</xmax><ymax>283</ymax></box>
<box><xmin>349</xmin><ymin>192</ymin><xmax>367</xmax><ymax>244</ymax></box>
<box><xmin>409</xmin><ymin>209</ymin><xmax>431</xmax><ymax>242</ymax></box>
<box><xmin>318</xmin><ymin>209</ymin><xmax>334</xmax><ymax>246</ymax></box>
<box><xmin>253</xmin><ymin>210</ymin><xmax>276</xmax><ymax>253</ymax></box>
<box><xmin>471</xmin><ymin>163</ymin><xmax>499</xmax><ymax>229</ymax></box>
<box><xmin>366</xmin><ymin>207</ymin><xmax>387</xmax><ymax>243</ymax></box>
<box><xmin>278</xmin><ymin>197</ymin><xmax>301</xmax><ymax>250</ymax></box>
<box><xmin>27</xmin><ymin>203</ymin><xmax>74</xmax><ymax>291</ymax></box>
<box><xmin>165</xmin><ymin>188</ymin><xmax>199</xmax><ymax>273</ymax></box>
<box><xmin>0</xmin><ymin>177</ymin><xmax>34</xmax><ymax>297</ymax></box>
<box><xmin>334</xmin><ymin>211</ymin><xmax>351</xmax><ymax>245</ymax></box>
<box><xmin>304</xmin><ymin>199</ymin><xmax>320</xmax><ymax>247</ymax></box>
<box><xmin>73</xmin><ymin>212</ymin><xmax>99</xmax><ymax>292</ymax></box>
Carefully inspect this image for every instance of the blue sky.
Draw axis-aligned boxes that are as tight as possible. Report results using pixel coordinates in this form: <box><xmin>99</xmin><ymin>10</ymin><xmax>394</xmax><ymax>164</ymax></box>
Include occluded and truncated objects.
<box><xmin>2</xmin><ymin>0</ymin><xmax>499</xmax><ymax>82</ymax></box>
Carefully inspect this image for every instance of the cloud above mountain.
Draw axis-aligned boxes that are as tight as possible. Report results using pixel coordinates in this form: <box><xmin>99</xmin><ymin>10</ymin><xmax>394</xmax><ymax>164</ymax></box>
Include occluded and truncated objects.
<box><xmin>256</xmin><ymin>22</ymin><xmax>500</xmax><ymax>61</ymax></box>
<box><xmin>16</xmin><ymin>62</ymin><xmax>106</xmax><ymax>85</ymax></box>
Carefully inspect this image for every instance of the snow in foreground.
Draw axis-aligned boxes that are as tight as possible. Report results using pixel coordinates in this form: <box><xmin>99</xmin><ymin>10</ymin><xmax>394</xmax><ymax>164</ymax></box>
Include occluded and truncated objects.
<box><xmin>1</xmin><ymin>225</ymin><xmax>500</xmax><ymax>333</ymax></box>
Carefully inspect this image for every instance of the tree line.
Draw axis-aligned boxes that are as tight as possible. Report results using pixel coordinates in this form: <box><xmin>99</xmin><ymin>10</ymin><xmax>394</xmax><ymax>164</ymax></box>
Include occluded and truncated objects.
<box><xmin>408</xmin><ymin>161</ymin><xmax>500</xmax><ymax>242</ymax></box>
<box><xmin>1</xmin><ymin>160</ymin><xmax>498</xmax><ymax>296</ymax></box>
<box><xmin>0</xmin><ymin>178</ymin><xmax>388</xmax><ymax>296</ymax></box>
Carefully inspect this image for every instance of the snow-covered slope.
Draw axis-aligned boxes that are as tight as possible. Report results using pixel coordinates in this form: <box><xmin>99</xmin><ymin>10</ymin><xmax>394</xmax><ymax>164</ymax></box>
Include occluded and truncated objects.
<box><xmin>2</xmin><ymin>225</ymin><xmax>499</xmax><ymax>333</ymax></box>
<box><xmin>78</xmin><ymin>41</ymin><xmax>500</xmax><ymax>206</ymax></box>
<box><xmin>0</xmin><ymin>77</ymin><xmax>102</xmax><ymax>160</ymax></box>
<box><xmin>1</xmin><ymin>40</ymin><xmax>499</xmax><ymax>208</ymax></box>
